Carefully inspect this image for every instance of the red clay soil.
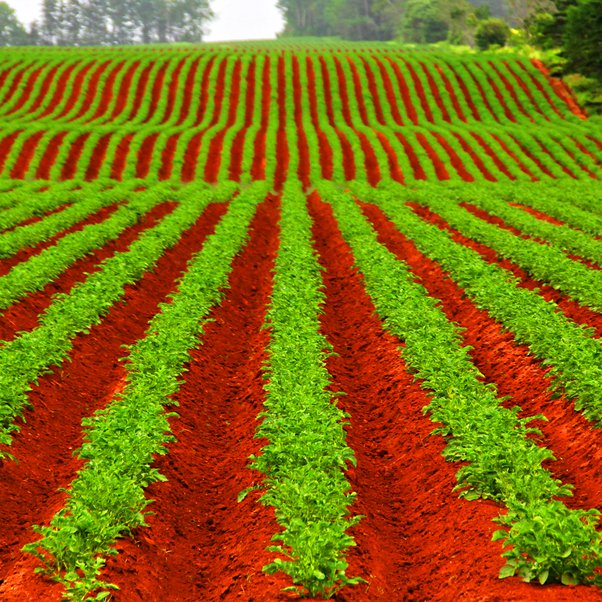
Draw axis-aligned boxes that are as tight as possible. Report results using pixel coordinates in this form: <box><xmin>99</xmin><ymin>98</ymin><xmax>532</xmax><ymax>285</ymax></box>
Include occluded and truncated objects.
<box><xmin>141</xmin><ymin>60</ymin><xmax>170</xmax><ymax>124</ymax></box>
<box><xmin>0</xmin><ymin>199</ymin><xmax>72</xmax><ymax>237</ymax></box>
<box><xmin>158</xmin><ymin>57</ymin><xmax>188</xmax><ymax>125</ymax></box>
<box><xmin>110</xmin><ymin>133</ymin><xmax>135</xmax><ymax>180</ymax></box>
<box><xmin>291</xmin><ymin>58</ymin><xmax>312</xmax><ymax>188</ymax></box>
<box><xmin>468</xmin><ymin>132</ymin><xmax>519</xmax><ymax>180</ymax></box>
<box><xmin>104</xmin><ymin>61</ymin><xmax>141</xmax><ymax>122</ymax></box>
<box><xmin>360</xmin><ymin>199</ymin><xmax>602</xmax><ymax>528</ymax></box>
<box><xmin>463</xmin><ymin>63</ymin><xmax>504</xmax><ymax>123</ymax></box>
<box><xmin>488</xmin><ymin>61</ymin><xmax>535</xmax><ymax>122</ymax></box>
<box><xmin>0</xmin><ymin>202</ymin><xmax>174</xmax><ymax>342</ymax></box>
<box><xmin>507</xmin><ymin>134</ymin><xmax>556</xmax><ymax>179</ymax></box>
<box><xmin>135</xmin><ymin>133</ymin><xmax>160</xmax><ymax>179</ymax></box>
<box><xmin>309</xmin><ymin>194</ymin><xmax>602</xmax><ymax>602</ymax></box>
<box><xmin>81</xmin><ymin>60</ymin><xmax>126</xmax><ymax>123</ymax></box>
<box><xmin>402</xmin><ymin>60</ymin><xmax>435</xmax><ymax>123</ymax></box>
<box><xmin>274</xmin><ymin>56</ymin><xmax>290</xmax><ymax>191</ymax></box>
<box><xmin>331</xmin><ymin>57</ymin><xmax>380</xmax><ymax>185</ymax></box>
<box><xmin>35</xmin><ymin>131</ymin><xmax>68</xmax><ymax>180</ymax></box>
<box><xmin>0</xmin><ymin>201</ymin><xmax>120</xmax><ymax>280</ymax></box>
<box><xmin>409</xmin><ymin>203</ymin><xmax>602</xmax><ymax>338</ymax></box>
<box><xmin>10</xmin><ymin>131</ymin><xmax>46</xmax><ymax>179</ymax></box>
<box><xmin>450</xmin><ymin>131</ymin><xmax>498</xmax><ymax>181</ymax></box>
<box><xmin>229</xmin><ymin>58</ymin><xmax>257</xmax><ymax>181</ymax></box>
<box><xmin>384</xmin><ymin>57</ymin><xmax>419</xmax><ymax>124</ymax></box>
<box><xmin>532</xmin><ymin>137</ymin><xmax>578</xmax><ymax>179</ymax></box>
<box><xmin>42</xmin><ymin>61</ymin><xmax>94</xmax><ymax>120</ymax></box>
<box><xmin>60</xmin><ymin>132</ymin><xmax>92</xmax><ymax>180</ymax></box>
<box><xmin>0</xmin><ymin>202</ymin><xmax>229</xmax><ymax>602</ymax></box>
<box><xmin>302</xmin><ymin>56</ymin><xmax>334</xmax><ymax>181</ymax></box>
<box><xmin>514</xmin><ymin>60</ymin><xmax>565</xmax><ymax>119</ymax></box>
<box><xmin>376</xmin><ymin>132</ymin><xmax>405</xmax><ymax>184</ymax></box>
<box><xmin>65</xmin><ymin>60</ymin><xmax>112</xmax><ymax>122</ymax></box>
<box><xmin>102</xmin><ymin>197</ymin><xmax>293</xmax><ymax>602</ymax></box>
<box><xmin>571</xmin><ymin>138</ymin><xmax>602</xmax><ymax>169</ymax></box>
<box><xmin>176</xmin><ymin>56</ymin><xmax>211</xmax><ymax>127</ymax></box>
<box><xmin>0</xmin><ymin>66</ymin><xmax>31</xmax><ymax>109</ymax></box>
<box><xmin>501</xmin><ymin>61</ymin><xmax>551</xmax><ymax>120</ymax></box>
<box><xmin>250</xmin><ymin>56</ymin><xmax>271</xmax><ymax>181</ymax></box>
<box><xmin>204</xmin><ymin>59</ymin><xmax>243</xmax><ymax>183</ymax></box>
<box><xmin>474</xmin><ymin>64</ymin><xmax>518</xmax><ymax>123</ymax></box>
<box><xmin>394</xmin><ymin>132</ymin><xmax>427</xmax><ymax>180</ymax></box>
<box><xmin>531</xmin><ymin>59</ymin><xmax>587</xmax><ymax>120</ymax></box>
<box><xmin>510</xmin><ymin>202</ymin><xmax>567</xmax><ymax>227</ymax></box>
<box><xmin>432</xmin><ymin>62</ymin><xmax>467</xmax><ymax>122</ymax></box>
<box><xmin>431</xmin><ymin>131</ymin><xmax>475</xmax><ymax>181</ymax></box>
<box><xmin>372</xmin><ymin>58</ymin><xmax>405</xmax><ymax>125</ymax></box>
<box><xmin>125</xmin><ymin>62</ymin><xmax>155</xmax><ymax>122</ymax></box>
<box><xmin>0</xmin><ymin>131</ymin><xmax>22</xmax><ymax>175</ymax></box>
<box><xmin>551</xmin><ymin>137</ymin><xmax>598</xmax><ymax>179</ymax></box>
<box><xmin>419</xmin><ymin>62</ymin><xmax>452</xmax><ymax>122</ymax></box>
<box><xmin>157</xmin><ymin>133</ymin><xmax>181</xmax><ymax>181</ymax></box>
<box><xmin>194</xmin><ymin>56</ymin><xmax>227</xmax><ymax>127</ymax></box>
<box><xmin>358</xmin><ymin>57</ymin><xmax>386</xmax><ymax>125</ymax></box>
<box><xmin>461</xmin><ymin>202</ymin><xmax>601</xmax><ymax>271</ymax></box>
<box><xmin>85</xmin><ymin>133</ymin><xmax>113</xmax><ymax>180</ymax></box>
<box><xmin>4</xmin><ymin>65</ymin><xmax>46</xmax><ymax>117</ymax></box>
<box><xmin>28</xmin><ymin>64</ymin><xmax>75</xmax><ymax>118</ymax></box>
<box><xmin>489</xmin><ymin>132</ymin><xmax>538</xmax><ymax>180</ymax></box>
<box><xmin>415</xmin><ymin>132</ymin><xmax>450</xmax><ymax>180</ymax></box>
<box><xmin>441</xmin><ymin>60</ymin><xmax>481</xmax><ymax>121</ymax></box>
<box><xmin>312</xmin><ymin>57</ymin><xmax>355</xmax><ymax>180</ymax></box>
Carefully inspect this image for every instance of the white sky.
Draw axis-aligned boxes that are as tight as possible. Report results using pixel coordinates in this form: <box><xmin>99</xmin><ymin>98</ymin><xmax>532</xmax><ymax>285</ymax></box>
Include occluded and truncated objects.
<box><xmin>4</xmin><ymin>0</ymin><xmax>284</xmax><ymax>41</ymax></box>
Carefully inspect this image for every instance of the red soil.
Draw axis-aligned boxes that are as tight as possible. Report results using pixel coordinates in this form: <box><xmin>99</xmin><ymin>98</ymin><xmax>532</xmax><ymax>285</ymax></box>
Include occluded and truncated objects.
<box><xmin>313</xmin><ymin>57</ymin><xmax>355</xmax><ymax>180</ymax></box>
<box><xmin>310</xmin><ymin>194</ymin><xmax>602</xmax><ymax>601</ymax></box>
<box><xmin>488</xmin><ymin>61</ymin><xmax>535</xmax><ymax>122</ymax></box>
<box><xmin>251</xmin><ymin>57</ymin><xmax>271</xmax><ymax>181</ymax></box>
<box><xmin>395</xmin><ymin>132</ymin><xmax>427</xmax><ymax>180</ymax></box>
<box><xmin>0</xmin><ymin>201</ymin><xmax>119</xmax><ymax>279</ymax></box>
<box><xmin>157</xmin><ymin>133</ymin><xmax>181</xmax><ymax>181</ymax></box>
<box><xmin>508</xmin><ymin>134</ymin><xmax>555</xmax><ymax>179</ymax></box>
<box><xmin>158</xmin><ymin>58</ymin><xmax>188</xmax><ymax>125</ymax></box>
<box><xmin>571</xmin><ymin>138</ymin><xmax>602</xmax><ymax>169</ymax></box>
<box><xmin>80</xmin><ymin>60</ymin><xmax>126</xmax><ymax>123</ymax></box>
<box><xmin>358</xmin><ymin>57</ymin><xmax>386</xmax><ymax>125</ymax></box>
<box><xmin>110</xmin><ymin>133</ymin><xmax>134</xmax><ymax>180</ymax></box>
<box><xmin>376</xmin><ymin>132</ymin><xmax>404</xmax><ymax>184</ymax></box>
<box><xmin>415</xmin><ymin>132</ymin><xmax>450</xmax><ymax>180</ymax></box>
<box><xmin>360</xmin><ymin>199</ymin><xmax>602</xmax><ymax>534</ymax></box>
<box><xmin>103</xmin><ymin>196</ymin><xmax>292</xmax><ymax>602</ymax></box>
<box><xmin>229</xmin><ymin>58</ymin><xmax>257</xmax><ymax>181</ymax></box>
<box><xmin>5</xmin><ymin>65</ymin><xmax>46</xmax><ymax>116</ymax></box>
<box><xmin>510</xmin><ymin>202</ymin><xmax>566</xmax><ymax>227</ymax></box>
<box><xmin>0</xmin><ymin>130</ymin><xmax>23</xmax><ymax>175</ymax></box>
<box><xmin>462</xmin><ymin>63</ymin><xmax>503</xmax><ymax>123</ymax></box>
<box><xmin>372</xmin><ymin>58</ymin><xmax>405</xmax><ymax>125</ymax></box>
<box><xmin>442</xmin><ymin>60</ymin><xmax>481</xmax><ymax>121</ymax></box>
<box><xmin>35</xmin><ymin>131</ymin><xmax>68</xmax><ymax>180</ymax></box>
<box><xmin>0</xmin><ymin>202</ymin><xmax>174</xmax><ymax>341</ymax></box>
<box><xmin>551</xmin><ymin>137</ymin><xmax>597</xmax><ymax>179</ymax></box>
<box><xmin>474</xmin><ymin>64</ymin><xmax>517</xmax><ymax>123</ymax></box>
<box><xmin>501</xmin><ymin>61</ymin><xmax>550</xmax><ymax>120</ymax></box>
<box><xmin>30</xmin><ymin>64</ymin><xmax>76</xmax><ymax>118</ymax></box>
<box><xmin>47</xmin><ymin>60</ymin><xmax>95</xmax><ymax>120</ymax></box>
<box><xmin>384</xmin><ymin>57</ymin><xmax>419</xmax><ymax>124</ymax></box>
<box><xmin>105</xmin><ymin>61</ymin><xmax>141</xmax><ymax>122</ymax></box>
<box><xmin>301</xmin><ymin>56</ymin><xmax>333</xmax><ymax>181</ymax></box>
<box><xmin>125</xmin><ymin>62</ymin><xmax>155</xmax><ymax>122</ymax></box>
<box><xmin>531</xmin><ymin>59</ymin><xmax>587</xmax><ymax>120</ymax></box>
<box><xmin>194</xmin><ymin>56</ymin><xmax>226</xmax><ymax>127</ymax></box>
<box><xmin>60</xmin><ymin>132</ymin><xmax>92</xmax><ymax>180</ymax></box>
<box><xmin>409</xmin><ymin>203</ymin><xmax>602</xmax><ymax>338</ymax></box>
<box><xmin>431</xmin><ymin>131</ymin><xmax>475</xmax><ymax>181</ymax></box>
<box><xmin>489</xmin><ymin>133</ymin><xmax>538</xmax><ymax>180</ymax></box>
<box><xmin>141</xmin><ymin>60</ymin><xmax>170</xmax><ymax>123</ymax></box>
<box><xmin>0</xmin><ymin>66</ymin><xmax>31</xmax><ymax>108</ymax></box>
<box><xmin>449</xmin><ymin>131</ymin><xmax>498</xmax><ymax>181</ymax></box>
<box><xmin>514</xmin><ymin>60</ymin><xmax>565</xmax><ymax>119</ymax></box>
<box><xmin>85</xmin><ymin>133</ymin><xmax>113</xmax><ymax>181</ymax></box>
<box><xmin>532</xmin><ymin>136</ymin><xmax>578</xmax><ymax>179</ymax></box>
<box><xmin>0</xmin><ymin>202</ymin><xmax>229</xmax><ymax>602</ymax></box>
<box><xmin>432</xmin><ymin>62</ymin><xmax>467</xmax><ymax>122</ymax></box>
<box><xmin>403</xmin><ymin>60</ymin><xmax>435</xmax><ymax>122</ymax></box>
<box><xmin>10</xmin><ymin>131</ymin><xmax>46</xmax><ymax>179</ymax></box>
<box><xmin>419</xmin><ymin>62</ymin><xmax>451</xmax><ymax>122</ymax></box>
<box><xmin>136</xmin><ymin>132</ymin><xmax>160</xmax><ymax>179</ymax></box>
<box><xmin>468</xmin><ymin>132</ymin><xmax>519</xmax><ymax>180</ymax></box>
<box><xmin>274</xmin><ymin>56</ymin><xmax>290</xmax><ymax>191</ymax></box>
<box><xmin>291</xmin><ymin>58</ymin><xmax>311</xmax><ymax>188</ymax></box>
<box><xmin>204</xmin><ymin>59</ymin><xmax>242</xmax><ymax>183</ymax></box>
<box><xmin>331</xmin><ymin>57</ymin><xmax>380</xmax><ymax>185</ymax></box>
<box><xmin>175</xmin><ymin>56</ymin><xmax>207</xmax><ymax>127</ymax></box>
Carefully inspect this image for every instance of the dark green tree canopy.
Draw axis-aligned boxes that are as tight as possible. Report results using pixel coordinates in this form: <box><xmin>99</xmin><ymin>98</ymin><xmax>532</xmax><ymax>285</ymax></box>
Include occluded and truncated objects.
<box><xmin>563</xmin><ymin>0</ymin><xmax>602</xmax><ymax>82</ymax></box>
<box><xmin>0</xmin><ymin>2</ymin><xmax>28</xmax><ymax>45</ymax></box>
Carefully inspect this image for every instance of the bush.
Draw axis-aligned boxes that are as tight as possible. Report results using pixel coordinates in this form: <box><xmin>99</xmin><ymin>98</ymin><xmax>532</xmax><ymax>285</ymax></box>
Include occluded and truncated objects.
<box><xmin>475</xmin><ymin>18</ymin><xmax>510</xmax><ymax>50</ymax></box>
<box><xmin>564</xmin><ymin>0</ymin><xmax>602</xmax><ymax>83</ymax></box>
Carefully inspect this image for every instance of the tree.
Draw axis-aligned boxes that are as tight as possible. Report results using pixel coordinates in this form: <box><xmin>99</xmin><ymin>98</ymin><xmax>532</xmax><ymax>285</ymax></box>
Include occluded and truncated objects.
<box><xmin>0</xmin><ymin>2</ymin><xmax>28</xmax><ymax>45</ymax></box>
<box><xmin>401</xmin><ymin>0</ymin><xmax>448</xmax><ymax>43</ymax></box>
<box><xmin>563</xmin><ymin>0</ymin><xmax>602</xmax><ymax>81</ymax></box>
<box><xmin>475</xmin><ymin>17</ymin><xmax>510</xmax><ymax>49</ymax></box>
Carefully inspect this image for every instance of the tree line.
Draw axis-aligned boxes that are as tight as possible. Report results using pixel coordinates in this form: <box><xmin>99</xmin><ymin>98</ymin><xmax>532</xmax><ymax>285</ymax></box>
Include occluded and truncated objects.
<box><xmin>0</xmin><ymin>0</ymin><xmax>212</xmax><ymax>46</ymax></box>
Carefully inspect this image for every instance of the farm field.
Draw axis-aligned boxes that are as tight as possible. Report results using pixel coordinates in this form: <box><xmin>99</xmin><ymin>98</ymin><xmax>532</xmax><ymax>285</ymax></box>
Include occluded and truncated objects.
<box><xmin>0</xmin><ymin>40</ymin><xmax>601</xmax><ymax>601</ymax></box>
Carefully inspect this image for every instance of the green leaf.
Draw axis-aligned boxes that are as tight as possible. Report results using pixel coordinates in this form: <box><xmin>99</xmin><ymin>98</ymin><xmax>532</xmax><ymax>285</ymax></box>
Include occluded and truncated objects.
<box><xmin>538</xmin><ymin>570</ymin><xmax>549</xmax><ymax>585</ymax></box>
<box><xmin>499</xmin><ymin>564</ymin><xmax>516</xmax><ymax>579</ymax></box>
<box><xmin>561</xmin><ymin>572</ymin><xmax>579</xmax><ymax>586</ymax></box>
